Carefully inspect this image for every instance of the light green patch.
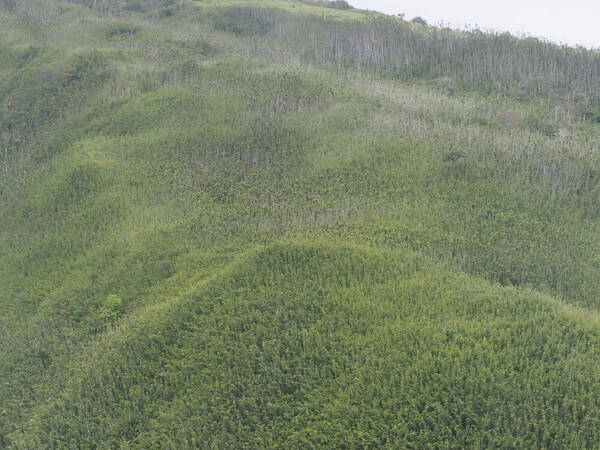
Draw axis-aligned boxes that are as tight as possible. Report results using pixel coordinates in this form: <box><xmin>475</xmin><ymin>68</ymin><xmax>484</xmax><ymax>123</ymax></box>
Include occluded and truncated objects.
<box><xmin>194</xmin><ymin>0</ymin><xmax>375</xmax><ymax>20</ymax></box>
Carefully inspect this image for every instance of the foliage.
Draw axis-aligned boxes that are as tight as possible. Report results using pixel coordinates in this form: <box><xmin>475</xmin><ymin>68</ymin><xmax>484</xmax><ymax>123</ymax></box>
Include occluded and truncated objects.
<box><xmin>212</xmin><ymin>6</ymin><xmax>278</xmax><ymax>36</ymax></box>
<box><xmin>442</xmin><ymin>148</ymin><xmax>466</xmax><ymax>163</ymax></box>
<box><xmin>326</xmin><ymin>0</ymin><xmax>352</xmax><ymax>10</ymax></box>
<box><xmin>97</xmin><ymin>293</ymin><xmax>123</xmax><ymax>322</ymax></box>
<box><xmin>583</xmin><ymin>103</ymin><xmax>600</xmax><ymax>123</ymax></box>
<box><xmin>1</xmin><ymin>0</ymin><xmax>600</xmax><ymax>448</ymax></box>
<box><xmin>195</xmin><ymin>3</ymin><xmax>600</xmax><ymax>110</ymax></box>
<box><xmin>7</xmin><ymin>243</ymin><xmax>600</xmax><ymax>448</ymax></box>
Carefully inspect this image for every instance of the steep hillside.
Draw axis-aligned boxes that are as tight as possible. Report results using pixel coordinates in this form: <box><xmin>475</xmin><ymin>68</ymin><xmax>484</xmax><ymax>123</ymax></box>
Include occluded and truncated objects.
<box><xmin>9</xmin><ymin>243</ymin><xmax>600</xmax><ymax>448</ymax></box>
<box><xmin>1</xmin><ymin>0</ymin><xmax>600</xmax><ymax>447</ymax></box>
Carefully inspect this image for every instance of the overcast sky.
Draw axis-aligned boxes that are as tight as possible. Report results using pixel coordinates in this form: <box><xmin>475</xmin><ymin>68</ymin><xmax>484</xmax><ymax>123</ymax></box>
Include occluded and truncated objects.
<box><xmin>349</xmin><ymin>0</ymin><xmax>600</xmax><ymax>49</ymax></box>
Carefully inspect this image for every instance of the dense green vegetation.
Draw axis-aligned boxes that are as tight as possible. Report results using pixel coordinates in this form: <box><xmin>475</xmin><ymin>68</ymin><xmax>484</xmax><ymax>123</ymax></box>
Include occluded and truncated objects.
<box><xmin>1</xmin><ymin>0</ymin><xmax>600</xmax><ymax>447</ymax></box>
<box><xmin>10</xmin><ymin>243</ymin><xmax>600</xmax><ymax>448</ymax></box>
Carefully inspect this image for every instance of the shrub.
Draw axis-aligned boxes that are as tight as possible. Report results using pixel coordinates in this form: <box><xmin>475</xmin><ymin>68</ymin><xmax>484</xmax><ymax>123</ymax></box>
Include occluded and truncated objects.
<box><xmin>327</xmin><ymin>0</ymin><xmax>352</xmax><ymax>9</ymax></box>
<box><xmin>122</xmin><ymin>1</ymin><xmax>145</xmax><ymax>12</ymax></box>
<box><xmin>213</xmin><ymin>7</ymin><xmax>277</xmax><ymax>36</ymax></box>
<box><xmin>158</xmin><ymin>7</ymin><xmax>176</xmax><ymax>18</ymax></box>
<box><xmin>583</xmin><ymin>104</ymin><xmax>600</xmax><ymax>123</ymax></box>
<box><xmin>98</xmin><ymin>294</ymin><xmax>123</xmax><ymax>322</ymax></box>
<box><xmin>442</xmin><ymin>149</ymin><xmax>466</xmax><ymax>164</ymax></box>
<box><xmin>106</xmin><ymin>24</ymin><xmax>141</xmax><ymax>38</ymax></box>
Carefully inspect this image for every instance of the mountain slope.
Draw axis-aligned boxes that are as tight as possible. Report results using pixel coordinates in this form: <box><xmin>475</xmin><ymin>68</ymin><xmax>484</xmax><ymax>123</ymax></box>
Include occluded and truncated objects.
<box><xmin>1</xmin><ymin>0</ymin><xmax>600</xmax><ymax>447</ymax></box>
<box><xmin>9</xmin><ymin>242</ymin><xmax>600</xmax><ymax>448</ymax></box>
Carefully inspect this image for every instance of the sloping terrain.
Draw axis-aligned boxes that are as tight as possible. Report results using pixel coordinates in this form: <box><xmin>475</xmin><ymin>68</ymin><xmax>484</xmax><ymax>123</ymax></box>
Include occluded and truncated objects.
<box><xmin>10</xmin><ymin>243</ymin><xmax>600</xmax><ymax>448</ymax></box>
<box><xmin>1</xmin><ymin>0</ymin><xmax>600</xmax><ymax>447</ymax></box>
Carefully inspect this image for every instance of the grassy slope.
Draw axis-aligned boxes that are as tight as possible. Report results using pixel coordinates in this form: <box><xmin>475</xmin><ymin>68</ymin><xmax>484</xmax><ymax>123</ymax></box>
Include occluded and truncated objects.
<box><xmin>10</xmin><ymin>243</ymin><xmax>600</xmax><ymax>448</ymax></box>
<box><xmin>1</xmin><ymin>0</ymin><xmax>600</xmax><ymax>447</ymax></box>
<box><xmin>196</xmin><ymin>0</ymin><xmax>369</xmax><ymax>18</ymax></box>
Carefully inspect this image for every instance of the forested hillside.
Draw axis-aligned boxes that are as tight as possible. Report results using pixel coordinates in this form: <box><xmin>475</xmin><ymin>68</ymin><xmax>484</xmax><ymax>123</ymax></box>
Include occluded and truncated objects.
<box><xmin>1</xmin><ymin>0</ymin><xmax>600</xmax><ymax>447</ymax></box>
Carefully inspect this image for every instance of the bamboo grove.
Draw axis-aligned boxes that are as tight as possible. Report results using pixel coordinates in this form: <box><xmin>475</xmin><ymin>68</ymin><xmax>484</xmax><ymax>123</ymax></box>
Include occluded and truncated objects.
<box><xmin>1</xmin><ymin>0</ymin><xmax>600</xmax><ymax>448</ymax></box>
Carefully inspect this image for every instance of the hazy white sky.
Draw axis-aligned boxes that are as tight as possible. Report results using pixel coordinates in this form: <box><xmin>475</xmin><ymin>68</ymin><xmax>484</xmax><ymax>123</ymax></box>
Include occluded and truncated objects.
<box><xmin>349</xmin><ymin>0</ymin><xmax>600</xmax><ymax>48</ymax></box>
